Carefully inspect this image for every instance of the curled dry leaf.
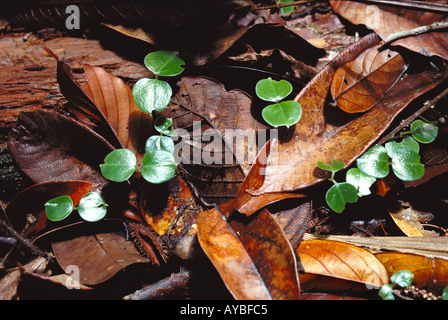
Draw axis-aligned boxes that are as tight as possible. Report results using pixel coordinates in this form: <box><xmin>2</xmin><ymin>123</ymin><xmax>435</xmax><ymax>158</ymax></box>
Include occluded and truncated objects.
<box><xmin>196</xmin><ymin>207</ymin><xmax>300</xmax><ymax>300</ymax></box>
<box><xmin>331</xmin><ymin>45</ymin><xmax>407</xmax><ymax>113</ymax></box>
<box><xmin>297</xmin><ymin>239</ymin><xmax>389</xmax><ymax>289</ymax></box>
<box><xmin>329</xmin><ymin>0</ymin><xmax>448</xmax><ymax>60</ymax></box>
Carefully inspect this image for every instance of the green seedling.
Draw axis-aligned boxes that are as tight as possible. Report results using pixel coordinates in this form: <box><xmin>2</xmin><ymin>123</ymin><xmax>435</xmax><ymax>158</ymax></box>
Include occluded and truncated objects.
<box><xmin>410</xmin><ymin>119</ymin><xmax>439</xmax><ymax>144</ymax></box>
<box><xmin>280</xmin><ymin>0</ymin><xmax>295</xmax><ymax>15</ymax></box>
<box><xmin>255</xmin><ymin>77</ymin><xmax>302</xmax><ymax>128</ymax></box>
<box><xmin>101</xmin><ymin>51</ymin><xmax>184</xmax><ymax>185</ymax></box>
<box><xmin>379</xmin><ymin>270</ymin><xmax>414</xmax><ymax>300</ymax></box>
<box><xmin>45</xmin><ymin>192</ymin><xmax>107</xmax><ymax>223</ymax></box>
<box><xmin>317</xmin><ymin>161</ymin><xmax>358</xmax><ymax>213</ymax></box>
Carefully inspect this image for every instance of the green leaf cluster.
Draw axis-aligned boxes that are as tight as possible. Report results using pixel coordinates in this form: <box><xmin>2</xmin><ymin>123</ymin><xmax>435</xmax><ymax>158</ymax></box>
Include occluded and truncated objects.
<box><xmin>101</xmin><ymin>51</ymin><xmax>184</xmax><ymax>185</ymax></box>
<box><xmin>255</xmin><ymin>77</ymin><xmax>302</xmax><ymax>128</ymax></box>
<box><xmin>379</xmin><ymin>270</ymin><xmax>414</xmax><ymax>300</ymax></box>
<box><xmin>318</xmin><ymin>118</ymin><xmax>439</xmax><ymax>213</ymax></box>
<box><xmin>45</xmin><ymin>192</ymin><xmax>107</xmax><ymax>222</ymax></box>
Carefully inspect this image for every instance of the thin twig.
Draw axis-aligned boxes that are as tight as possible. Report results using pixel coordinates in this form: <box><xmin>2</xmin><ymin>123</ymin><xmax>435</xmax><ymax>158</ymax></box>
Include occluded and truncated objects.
<box><xmin>383</xmin><ymin>21</ymin><xmax>448</xmax><ymax>47</ymax></box>
<box><xmin>377</xmin><ymin>87</ymin><xmax>448</xmax><ymax>145</ymax></box>
<box><xmin>0</xmin><ymin>219</ymin><xmax>51</xmax><ymax>260</ymax></box>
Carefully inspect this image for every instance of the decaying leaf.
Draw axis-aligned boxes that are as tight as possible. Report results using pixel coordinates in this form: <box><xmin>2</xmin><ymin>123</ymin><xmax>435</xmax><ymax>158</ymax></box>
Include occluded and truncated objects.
<box><xmin>331</xmin><ymin>45</ymin><xmax>407</xmax><ymax>113</ymax></box>
<box><xmin>388</xmin><ymin>201</ymin><xmax>437</xmax><ymax>237</ymax></box>
<box><xmin>376</xmin><ymin>251</ymin><xmax>448</xmax><ymax>290</ymax></box>
<box><xmin>8</xmin><ymin>110</ymin><xmax>114</xmax><ymax>187</ymax></box>
<box><xmin>196</xmin><ymin>207</ymin><xmax>300</xmax><ymax>299</ymax></box>
<box><xmin>37</xmin><ymin>220</ymin><xmax>151</xmax><ymax>286</ymax></box>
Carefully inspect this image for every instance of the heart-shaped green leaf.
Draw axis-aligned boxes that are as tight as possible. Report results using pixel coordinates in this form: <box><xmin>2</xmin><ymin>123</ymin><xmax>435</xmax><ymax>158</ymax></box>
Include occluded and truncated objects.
<box><xmin>145</xmin><ymin>135</ymin><xmax>175</xmax><ymax>154</ymax></box>
<box><xmin>256</xmin><ymin>78</ymin><xmax>293</xmax><ymax>103</ymax></box>
<box><xmin>317</xmin><ymin>160</ymin><xmax>345</xmax><ymax>173</ymax></box>
<box><xmin>45</xmin><ymin>195</ymin><xmax>74</xmax><ymax>222</ymax></box>
<box><xmin>411</xmin><ymin>119</ymin><xmax>438</xmax><ymax>144</ymax></box>
<box><xmin>77</xmin><ymin>192</ymin><xmax>107</xmax><ymax>222</ymax></box>
<box><xmin>385</xmin><ymin>136</ymin><xmax>419</xmax><ymax>159</ymax></box>
<box><xmin>141</xmin><ymin>150</ymin><xmax>177</xmax><ymax>184</ymax></box>
<box><xmin>391</xmin><ymin>147</ymin><xmax>424</xmax><ymax>181</ymax></box>
<box><xmin>144</xmin><ymin>51</ymin><xmax>185</xmax><ymax>77</ymax></box>
<box><xmin>262</xmin><ymin>100</ymin><xmax>302</xmax><ymax>128</ymax></box>
<box><xmin>132</xmin><ymin>78</ymin><xmax>172</xmax><ymax>113</ymax></box>
<box><xmin>346</xmin><ymin>168</ymin><xmax>376</xmax><ymax>196</ymax></box>
<box><xmin>100</xmin><ymin>149</ymin><xmax>137</xmax><ymax>182</ymax></box>
<box><xmin>325</xmin><ymin>182</ymin><xmax>358</xmax><ymax>213</ymax></box>
<box><xmin>379</xmin><ymin>284</ymin><xmax>394</xmax><ymax>300</ymax></box>
<box><xmin>356</xmin><ymin>145</ymin><xmax>390</xmax><ymax>178</ymax></box>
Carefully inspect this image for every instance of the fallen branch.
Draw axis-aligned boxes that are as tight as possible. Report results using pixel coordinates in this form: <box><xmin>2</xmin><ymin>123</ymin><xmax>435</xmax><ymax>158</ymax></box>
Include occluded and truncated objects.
<box><xmin>383</xmin><ymin>21</ymin><xmax>448</xmax><ymax>46</ymax></box>
<box><xmin>122</xmin><ymin>268</ymin><xmax>190</xmax><ymax>300</ymax></box>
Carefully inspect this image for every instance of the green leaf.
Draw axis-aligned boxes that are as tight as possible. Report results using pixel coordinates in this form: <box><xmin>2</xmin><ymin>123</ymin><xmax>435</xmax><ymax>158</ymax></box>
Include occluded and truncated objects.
<box><xmin>141</xmin><ymin>150</ymin><xmax>177</xmax><ymax>184</ymax></box>
<box><xmin>262</xmin><ymin>100</ymin><xmax>302</xmax><ymax>128</ymax></box>
<box><xmin>317</xmin><ymin>160</ymin><xmax>345</xmax><ymax>173</ymax></box>
<box><xmin>45</xmin><ymin>195</ymin><xmax>74</xmax><ymax>222</ymax></box>
<box><xmin>325</xmin><ymin>182</ymin><xmax>358</xmax><ymax>213</ymax></box>
<box><xmin>385</xmin><ymin>136</ymin><xmax>420</xmax><ymax>159</ymax></box>
<box><xmin>145</xmin><ymin>135</ymin><xmax>175</xmax><ymax>154</ymax></box>
<box><xmin>442</xmin><ymin>286</ymin><xmax>448</xmax><ymax>300</ymax></box>
<box><xmin>100</xmin><ymin>149</ymin><xmax>137</xmax><ymax>182</ymax></box>
<box><xmin>255</xmin><ymin>78</ymin><xmax>293</xmax><ymax>103</ymax></box>
<box><xmin>77</xmin><ymin>192</ymin><xmax>107</xmax><ymax>222</ymax></box>
<box><xmin>144</xmin><ymin>51</ymin><xmax>185</xmax><ymax>77</ymax></box>
<box><xmin>356</xmin><ymin>145</ymin><xmax>390</xmax><ymax>178</ymax></box>
<box><xmin>411</xmin><ymin>119</ymin><xmax>438</xmax><ymax>144</ymax></box>
<box><xmin>391</xmin><ymin>147</ymin><xmax>424</xmax><ymax>181</ymax></box>
<box><xmin>378</xmin><ymin>284</ymin><xmax>395</xmax><ymax>300</ymax></box>
<box><xmin>154</xmin><ymin>116</ymin><xmax>177</xmax><ymax>136</ymax></box>
<box><xmin>346</xmin><ymin>168</ymin><xmax>376</xmax><ymax>196</ymax></box>
<box><xmin>280</xmin><ymin>0</ymin><xmax>294</xmax><ymax>14</ymax></box>
<box><xmin>132</xmin><ymin>78</ymin><xmax>172</xmax><ymax>113</ymax></box>
<box><xmin>390</xmin><ymin>270</ymin><xmax>414</xmax><ymax>288</ymax></box>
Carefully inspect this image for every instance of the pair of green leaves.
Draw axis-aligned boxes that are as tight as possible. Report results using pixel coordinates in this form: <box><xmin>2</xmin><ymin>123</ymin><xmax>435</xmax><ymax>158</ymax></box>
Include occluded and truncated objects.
<box><xmin>255</xmin><ymin>78</ymin><xmax>302</xmax><ymax>128</ymax></box>
<box><xmin>45</xmin><ymin>192</ymin><xmax>107</xmax><ymax>222</ymax></box>
<box><xmin>357</xmin><ymin>136</ymin><xmax>424</xmax><ymax>182</ymax></box>
<box><xmin>379</xmin><ymin>270</ymin><xmax>414</xmax><ymax>300</ymax></box>
<box><xmin>132</xmin><ymin>51</ymin><xmax>185</xmax><ymax>113</ymax></box>
<box><xmin>100</xmin><ymin>146</ymin><xmax>177</xmax><ymax>184</ymax></box>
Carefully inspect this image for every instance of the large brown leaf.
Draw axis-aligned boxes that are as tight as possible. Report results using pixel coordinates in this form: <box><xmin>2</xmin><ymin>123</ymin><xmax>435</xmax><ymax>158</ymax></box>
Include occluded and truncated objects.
<box><xmin>329</xmin><ymin>0</ymin><xmax>448</xmax><ymax>60</ymax></box>
<box><xmin>297</xmin><ymin>239</ymin><xmax>389</xmax><ymax>289</ymax></box>
<box><xmin>8</xmin><ymin>110</ymin><xmax>113</xmax><ymax>187</ymax></box>
<box><xmin>248</xmin><ymin>33</ymin><xmax>448</xmax><ymax>195</ymax></box>
<box><xmin>196</xmin><ymin>207</ymin><xmax>300</xmax><ymax>300</ymax></box>
<box><xmin>330</xmin><ymin>45</ymin><xmax>407</xmax><ymax>113</ymax></box>
<box><xmin>35</xmin><ymin>220</ymin><xmax>150</xmax><ymax>286</ymax></box>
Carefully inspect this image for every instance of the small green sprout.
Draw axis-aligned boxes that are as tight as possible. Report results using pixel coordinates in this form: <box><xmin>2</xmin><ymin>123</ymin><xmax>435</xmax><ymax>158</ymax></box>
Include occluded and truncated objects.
<box><xmin>379</xmin><ymin>270</ymin><xmax>414</xmax><ymax>300</ymax></box>
<box><xmin>317</xmin><ymin>161</ymin><xmax>358</xmax><ymax>213</ymax></box>
<box><xmin>255</xmin><ymin>77</ymin><xmax>302</xmax><ymax>128</ymax></box>
<box><xmin>45</xmin><ymin>192</ymin><xmax>107</xmax><ymax>222</ymax></box>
